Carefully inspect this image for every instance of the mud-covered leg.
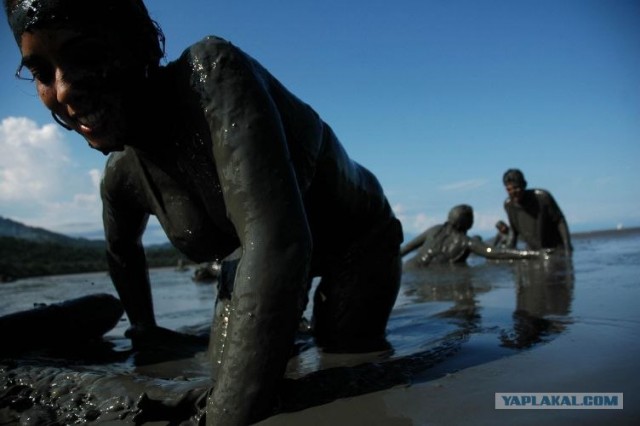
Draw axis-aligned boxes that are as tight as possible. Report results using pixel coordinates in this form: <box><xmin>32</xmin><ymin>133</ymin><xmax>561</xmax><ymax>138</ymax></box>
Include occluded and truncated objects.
<box><xmin>312</xmin><ymin>230</ymin><xmax>402</xmax><ymax>353</ymax></box>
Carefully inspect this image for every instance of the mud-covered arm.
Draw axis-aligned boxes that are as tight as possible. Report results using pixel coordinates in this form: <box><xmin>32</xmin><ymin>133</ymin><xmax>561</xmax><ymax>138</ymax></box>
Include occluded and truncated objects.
<box><xmin>467</xmin><ymin>238</ymin><xmax>545</xmax><ymax>260</ymax></box>
<box><xmin>504</xmin><ymin>200</ymin><xmax>518</xmax><ymax>248</ymax></box>
<box><xmin>195</xmin><ymin>40</ymin><xmax>313</xmax><ymax>425</ymax></box>
<box><xmin>400</xmin><ymin>231</ymin><xmax>428</xmax><ymax>257</ymax></box>
<box><xmin>539</xmin><ymin>190</ymin><xmax>573</xmax><ymax>255</ymax></box>
<box><xmin>101</xmin><ymin>164</ymin><xmax>156</xmax><ymax>332</ymax></box>
<box><xmin>557</xmin><ymin>216</ymin><xmax>573</xmax><ymax>255</ymax></box>
<box><xmin>548</xmin><ymin>194</ymin><xmax>573</xmax><ymax>254</ymax></box>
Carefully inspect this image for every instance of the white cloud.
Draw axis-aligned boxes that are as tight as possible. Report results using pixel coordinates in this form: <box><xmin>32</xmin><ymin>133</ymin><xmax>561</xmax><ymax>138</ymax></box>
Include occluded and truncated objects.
<box><xmin>88</xmin><ymin>168</ymin><xmax>102</xmax><ymax>189</ymax></box>
<box><xmin>394</xmin><ymin>203</ymin><xmax>439</xmax><ymax>235</ymax></box>
<box><xmin>0</xmin><ymin>117</ymin><xmax>103</xmax><ymax>237</ymax></box>
<box><xmin>0</xmin><ymin>116</ymin><xmax>71</xmax><ymax>201</ymax></box>
<box><xmin>411</xmin><ymin>212</ymin><xmax>436</xmax><ymax>232</ymax></box>
<box><xmin>472</xmin><ymin>210</ymin><xmax>504</xmax><ymax>235</ymax></box>
<box><xmin>391</xmin><ymin>203</ymin><xmax>406</xmax><ymax>218</ymax></box>
<box><xmin>438</xmin><ymin>178</ymin><xmax>487</xmax><ymax>192</ymax></box>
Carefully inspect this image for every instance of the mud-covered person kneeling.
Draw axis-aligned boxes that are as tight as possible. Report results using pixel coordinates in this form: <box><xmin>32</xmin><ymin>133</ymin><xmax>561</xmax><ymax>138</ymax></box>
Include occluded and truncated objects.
<box><xmin>3</xmin><ymin>0</ymin><xmax>404</xmax><ymax>424</ymax></box>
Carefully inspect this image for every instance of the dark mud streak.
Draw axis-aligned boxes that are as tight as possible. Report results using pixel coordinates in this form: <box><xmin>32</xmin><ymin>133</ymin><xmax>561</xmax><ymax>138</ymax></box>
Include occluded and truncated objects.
<box><xmin>0</xmin><ymin>332</ymin><xmax>468</xmax><ymax>425</ymax></box>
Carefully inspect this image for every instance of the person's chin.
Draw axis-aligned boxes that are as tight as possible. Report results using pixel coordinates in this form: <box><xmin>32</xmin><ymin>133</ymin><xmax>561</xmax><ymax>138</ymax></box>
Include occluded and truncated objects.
<box><xmin>86</xmin><ymin>136</ymin><xmax>125</xmax><ymax>155</ymax></box>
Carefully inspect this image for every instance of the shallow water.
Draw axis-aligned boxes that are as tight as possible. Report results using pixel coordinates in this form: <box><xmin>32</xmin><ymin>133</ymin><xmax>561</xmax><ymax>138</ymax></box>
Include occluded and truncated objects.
<box><xmin>1</xmin><ymin>229</ymin><xmax>638</xmax><ymax>424</ymax></box>
<box><xmin>260</xmin><ymin>228</ymin><xmax>640</xmax><ymax>426</ymax></box>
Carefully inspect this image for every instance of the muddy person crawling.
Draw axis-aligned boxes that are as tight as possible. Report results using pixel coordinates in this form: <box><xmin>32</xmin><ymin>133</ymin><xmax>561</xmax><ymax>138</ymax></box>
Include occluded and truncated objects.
<box><xmin>4</xmin><ymin>0</ymin><xmax>403</xmax><ymax>424</ymax></box>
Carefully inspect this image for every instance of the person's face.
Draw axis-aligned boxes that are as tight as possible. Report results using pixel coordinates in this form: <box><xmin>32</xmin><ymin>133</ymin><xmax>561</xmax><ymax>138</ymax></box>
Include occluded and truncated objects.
<box><xmin>505</xmin><ymin>183</ymin><xmax>523</xmax><ymax>204</ymax></box>
<box><xmin>18</xmin><ymin>27</ymin><xmax>137</xmax><ymax>154</ymax></box>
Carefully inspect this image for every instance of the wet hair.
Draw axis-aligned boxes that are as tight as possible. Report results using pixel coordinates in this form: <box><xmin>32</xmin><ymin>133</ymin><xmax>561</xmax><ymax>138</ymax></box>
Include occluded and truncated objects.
<box><xmin>4</xmin><ymin>0</ymin><xmax>165</xmax><ymax>70</ymax></box>
<box><xmin>502</xmin><ymin>168</ymin><xmax>527</xmax><ymax>189</ymax></box>
<box><xmin>447</xmin><ymin>204</ymin><xmax>474</xmax><ymax>232</ymax></box>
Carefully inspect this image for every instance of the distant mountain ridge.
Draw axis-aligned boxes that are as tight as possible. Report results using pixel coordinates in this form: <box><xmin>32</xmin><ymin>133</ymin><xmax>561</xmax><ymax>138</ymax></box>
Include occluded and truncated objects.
<box><xmin>0</xmin><ymin>215</ymin><xmax>184</xmax><ymax>281</ymax></box>
<box><xmin>0</xmin><ymin>215</ymin><xmax>104</xmax><ymax>247</ymax></box>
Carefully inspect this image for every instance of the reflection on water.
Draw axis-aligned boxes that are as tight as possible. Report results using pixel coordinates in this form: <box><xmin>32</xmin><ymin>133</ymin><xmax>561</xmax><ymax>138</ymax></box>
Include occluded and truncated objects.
<box><xmin>0</xmin><ymin>243</ymin><xmax>581</xmax><ymax>423</ymax></box>
<box><xmin>277</xmin><ymin>255</ymin><xmax>576</xmax><ymax>413</ymax></box>
<box><xmin>399</xmin><ymin>255</ymin><xmax>574</xmax><ymax>350</ymax></box>
<box><xmin>503</xmin><ymin>256</ymin><xmax>574</xmax><ymax>348</ymax></box>
<box><xmin>513</xmin><ymin>256</ymin><xmax>574</xmax><ymax>317</ymax></box>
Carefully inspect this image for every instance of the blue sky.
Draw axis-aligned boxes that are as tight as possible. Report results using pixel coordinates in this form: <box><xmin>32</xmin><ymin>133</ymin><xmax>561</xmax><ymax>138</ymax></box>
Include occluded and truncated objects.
<box><xmin>0</xmin><ymin>0</ymin><xmax>639</xmax><ymax>244</ymax></box>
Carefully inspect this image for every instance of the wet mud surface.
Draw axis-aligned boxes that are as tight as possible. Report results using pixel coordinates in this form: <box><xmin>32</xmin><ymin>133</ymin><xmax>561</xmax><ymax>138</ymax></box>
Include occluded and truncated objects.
<box><xmin>3</xmin><ymin>229</ymin><xmax>635</xmax><ymax>424</ymax></box>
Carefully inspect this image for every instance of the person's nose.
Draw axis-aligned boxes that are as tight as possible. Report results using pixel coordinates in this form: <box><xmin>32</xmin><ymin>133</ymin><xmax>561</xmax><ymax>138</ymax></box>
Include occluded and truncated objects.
<box><xmin>53</xmin><ymin>68</ymin><xmax>74</xmax><ymax>106</ymax></box>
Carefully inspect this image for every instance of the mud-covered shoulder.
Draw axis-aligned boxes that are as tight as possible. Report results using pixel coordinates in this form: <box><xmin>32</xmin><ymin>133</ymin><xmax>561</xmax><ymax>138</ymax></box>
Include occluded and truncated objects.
<box><xmin>171</xmin><ymin>35</ymin><xmax>271</xmax><ymax>132</ymax></box>
<box><xmin>102</xmin><ymin>149</ymin><xmax>134</xmax><ymax>187</ymax></box>
<box><xmin>533</xmin><ymin>188</ymin><xmax>553</xmax><ymax>202</ymax></box>
<box><xmin>100</xmin><ymin>148</ymin><xmax>145</xmax><ymax>206</ymax></box>
<box><xmin>178</xmin><ymin>35</ymin><xmax>256</xmax><ymax>87</ymax></box>
<box><xmin>185</xmin><ymin>35</ymin><xmax>239</xmax><ymax>59</ymax></box>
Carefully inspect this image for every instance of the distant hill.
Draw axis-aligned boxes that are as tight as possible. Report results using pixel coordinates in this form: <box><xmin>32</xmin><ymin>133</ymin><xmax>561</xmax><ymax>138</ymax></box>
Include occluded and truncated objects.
<box><xmin>0</xmin><ymin>216</ymin><xmax>185</xmax><ymax>281</ymax></box>
<box><xmin>0</xmin><ymin>216</ymin><xmax>103</xmax><ymax>247</ymax></box>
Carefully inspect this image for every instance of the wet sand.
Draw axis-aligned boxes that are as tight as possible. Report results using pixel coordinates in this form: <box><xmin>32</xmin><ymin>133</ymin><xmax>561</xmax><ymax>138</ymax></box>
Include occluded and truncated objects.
<box><xmin>258</xmin><ymin>317</ymin><xmax>639</xmax><ymax>426</ymax></box>
<box><xmin>259</xmin><ymin>228</ymin><xmax>640</xmax><ymax>425</ymax></box>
